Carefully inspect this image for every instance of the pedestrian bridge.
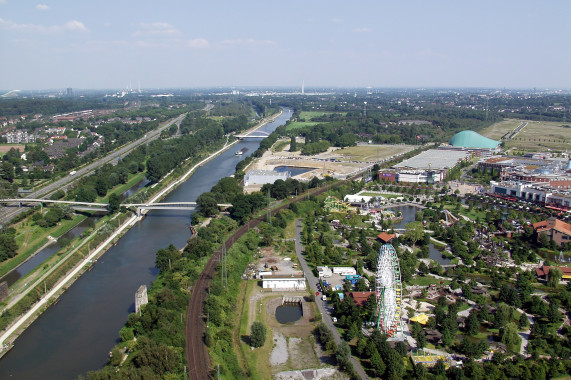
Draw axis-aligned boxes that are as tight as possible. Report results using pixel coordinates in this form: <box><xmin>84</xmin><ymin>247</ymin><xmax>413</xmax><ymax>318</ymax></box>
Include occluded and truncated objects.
<box><xmin>0</xmin><ymin>199</ymin><xmax>232</xmax><ymax>215</ymax></box>
<box><xmin>234</xmin><ymin>130</ymin><xmax>270</xmax><ymax>139</ymax></box>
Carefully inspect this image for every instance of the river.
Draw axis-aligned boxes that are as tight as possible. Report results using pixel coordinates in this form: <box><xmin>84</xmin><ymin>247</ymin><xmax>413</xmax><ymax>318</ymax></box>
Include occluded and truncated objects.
<box><xmin>0</xmin><ymin>108</ymin><xmax>293</xmax><ymax>379</ymax></box>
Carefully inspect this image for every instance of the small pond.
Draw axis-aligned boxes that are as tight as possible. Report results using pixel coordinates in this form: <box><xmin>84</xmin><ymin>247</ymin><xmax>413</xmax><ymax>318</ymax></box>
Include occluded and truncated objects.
<box><xmin>275</xmin><ymin>304</ymin><xmax>303</xmax><ymax>324</ymax></box>
<box><xmin>274</xmin><ymin>166</ymin><xmax>312</xmax><ymax>177</ymax></box>
<box><xmin>387</xmin><ymin>205</ymin><xmax>451</xmax><ymax>265</ymax></box>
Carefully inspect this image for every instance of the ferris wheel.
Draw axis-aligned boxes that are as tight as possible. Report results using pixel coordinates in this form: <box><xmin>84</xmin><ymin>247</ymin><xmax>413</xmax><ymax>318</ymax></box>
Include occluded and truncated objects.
<box><xmin>374</xmin><ymin>244</ymin><xmax>403</xmax><ymax>337</ymax></box>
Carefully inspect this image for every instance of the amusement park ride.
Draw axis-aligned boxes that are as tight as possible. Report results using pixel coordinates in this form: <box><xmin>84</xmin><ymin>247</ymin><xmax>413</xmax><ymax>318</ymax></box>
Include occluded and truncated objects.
<box><xmin>373</xmin><ymin>243</ymin><xmax>404</xmax><ymax>339</ymax></box>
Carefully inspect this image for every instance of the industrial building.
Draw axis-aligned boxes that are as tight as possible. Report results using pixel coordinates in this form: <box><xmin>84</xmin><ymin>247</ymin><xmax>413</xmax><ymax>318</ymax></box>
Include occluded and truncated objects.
<box><xmin>262</xmin><ymin>275</ymin><xmax>306</xmax><ymax>291</ymax></box>
<box><xmin>244</xmin><ymin>169</ymin><xmax>290</xmax><ymax>186</ymax></box>
<box><xmin>391</xmin><ymin>149</ymin><xmax>471</xmax><ymax>184</ymax></box>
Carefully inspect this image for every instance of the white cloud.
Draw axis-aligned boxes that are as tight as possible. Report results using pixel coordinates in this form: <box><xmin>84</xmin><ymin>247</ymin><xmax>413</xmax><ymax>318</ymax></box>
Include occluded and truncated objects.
<box><xmin>221</xmin><ymin>38</ymin><xmax>276</xmax><ymax>46</ymax></box>
<box><xmin>187</xmin><ymin>38</ymin><xmax>209</xmax><ymax>49</ymax></box>
<box><xmin>0</xmin><ymin>18</ymin><xmax>88</xmax><ymax>34</ymax></box>
<box><xmin>133</xmin><ymin>22</ymin><xmax>180</xmax><ymax>37</ymax></box>
<box><xmin>36</xmin><ymin>3</ymin><xmax>49</xmax><ymax>10</ymax></box>
<box><xmin>331</xmin><ymin>18</ymin><xmax>342</xmax><ymax>23</ymax></box>
<box><xmin>0</xmin><ymin>0</ymin><xmax>6</xmax><ymax>4</ymax></box>
<box><xmin>353</xmin><ymin>27</ymin><xmax>371</xmax><ymax>33</ymax></box>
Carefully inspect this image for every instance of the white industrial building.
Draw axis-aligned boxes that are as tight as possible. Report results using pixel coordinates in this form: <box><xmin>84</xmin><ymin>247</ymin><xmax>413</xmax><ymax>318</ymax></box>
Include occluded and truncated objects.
<box><xmin>262</xmin><ymin>275</ymin><xmax>306</xmax><ymax>291</ymax></box>
<box><xmin>331</xmin><ymin>267</ymin><xmax>357</xmax><ymax>276</ymax></box>
<box><xmin>393</xmin><ymin>149</ymin><xmax>471</xmax><ymax>184</ymax></box>
<box><xmin>317</xmin><ymin>266</ymin><xmax>333</xmax><ymax>278</ymax></box>
<box><xmin>398</xmin><ymin>170</ymin><xmax>445</xmax><ymax>184</ymax></box>
<box><xmin>244</xmin><ymin>169</ymin><xmax>290</xmax><ymax>186</ymax></box>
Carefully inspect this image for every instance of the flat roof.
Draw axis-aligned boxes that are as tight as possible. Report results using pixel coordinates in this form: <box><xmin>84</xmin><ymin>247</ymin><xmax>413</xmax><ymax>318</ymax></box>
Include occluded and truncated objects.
<box><xmin>395</xmin><ymin>149</ymin><xmax>470</xmax><ymax>170</ymax></box>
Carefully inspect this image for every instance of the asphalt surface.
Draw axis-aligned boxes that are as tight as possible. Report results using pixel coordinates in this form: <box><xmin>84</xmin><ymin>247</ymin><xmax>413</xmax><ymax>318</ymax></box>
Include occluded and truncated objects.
<box><xmin>0</xmin><ymin>114</ymin><xmax>186</xmax><ymax>225</ymax></box>
<box><xmin>294</xmin><ymin>219</ymin><xmax>369</xmax><ymax>380</ymax></box>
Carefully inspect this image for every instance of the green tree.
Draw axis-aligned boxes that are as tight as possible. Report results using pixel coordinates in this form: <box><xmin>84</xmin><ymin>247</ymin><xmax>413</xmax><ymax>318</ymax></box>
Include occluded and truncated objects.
<box><xmin>335</xmin><ymin>340</ymin><xmax>352</xmax><ymax>370</ymax></box>
<box><xmin>370</xmin><ymin>349</ymin><xmax>386</xmax><ymax>377</ymax></box>
<box><xmin>548</xmin><ymin>267</ymin><xmax>562</xmax><ymax>288</ymax></box>
<box><xmin>465</xmin><ymin>311</ymin><xmax>479</xmax><ymax>336</ymax></box>
<box><xmin>518</xmin><ymin>313</ymin><xmax>530</xmax><ymax>329</ymax></box>
<box><xmin>250</xmin><ymin>321</ymin><xmax>267</xmax><ymax>348</ymax></box>
<box><xmin>196</xmin><ymin>192</ymin><xmax>219</xmax><ymax>217</ymax></box>
<box><xmin>500</xmin><ymin>322</ymin><xmax>521</xmax><ymax>349</ymax></box>
<box><xmin>290</xmin><ymin>135</ymin><xmax>298</xmax><ymax>151</ymax></box>
<box><xmin>405</xmin><ymin>221</ymin><xmax>424</xmax><ymax>248</ymax></box>
<box><xmin>384</xmin><ymin>349</ymin><xmax>404</xmax><ymax>380</ymax></box>
<box><xmin>108</xmin><ymin>193</ymin><xmax>121</xmax><ymax>214</ymax></box>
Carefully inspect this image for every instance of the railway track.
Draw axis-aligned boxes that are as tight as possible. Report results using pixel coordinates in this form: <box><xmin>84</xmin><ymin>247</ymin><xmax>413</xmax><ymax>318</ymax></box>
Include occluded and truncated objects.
<box><xmin>185</xmin><ymin>174</ymin><xmax>361</xmax><ymax>379</ymax></box>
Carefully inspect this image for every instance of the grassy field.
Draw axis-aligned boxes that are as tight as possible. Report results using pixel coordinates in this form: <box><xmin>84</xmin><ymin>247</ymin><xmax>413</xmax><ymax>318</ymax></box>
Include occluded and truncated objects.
<box><xmin>286</xmin><ymin>111</ymin><xmax>346</xmax><ymax>132</ymax></box>
<box><xmin>481</xmin><ymin>118</ymin><xmax>571</xmax><ymax>152</ymax></box>
<box><xmin>298</xmin><ymin>111</ymin><xmax>346</xmax><ymax>120</ymax></box>
<box><xmin>286</xmin><ymin>121</ymin><xmax>320</xmax><ymax>131</ymax></box>
<box><xmin>335</xmin><ymin>144</ymin><xmax>415</xmax><ymax>162</ymax></box>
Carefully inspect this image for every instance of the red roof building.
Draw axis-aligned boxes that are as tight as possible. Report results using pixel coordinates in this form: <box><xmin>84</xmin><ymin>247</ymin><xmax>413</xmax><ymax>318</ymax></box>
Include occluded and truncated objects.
<box><xmin>346</xmin><ymin>291</ymin><xmax>375</xmax><ymax>307</ymax></box>
<box><xmin>377</xmin><ymin>232</ymin><xmax>396</xmax><ymax>243</ymax></box>
<box><xmin>533</xmin><ymin>217</ymin><xmax>571</xmax><ymax>247</ymax></box>
<box><xmin>535</xmin><ymin>265</ymin><xmax>571</xmax><ymax>280</ymax></box>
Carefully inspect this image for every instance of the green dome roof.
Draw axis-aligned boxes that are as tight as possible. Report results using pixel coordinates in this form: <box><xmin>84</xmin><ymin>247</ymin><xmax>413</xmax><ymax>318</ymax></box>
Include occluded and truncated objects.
<box><xmin>449</xmin><ymin>130</ymin><xmax>500</xmax><ymax>149</ymax></box>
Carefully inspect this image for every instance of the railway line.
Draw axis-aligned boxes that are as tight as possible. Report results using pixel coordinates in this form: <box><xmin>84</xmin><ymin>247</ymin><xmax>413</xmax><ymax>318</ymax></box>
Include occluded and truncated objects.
<box><xmin>185</xmin><ymin>173</ymin><xmax>362</xmax><ymax>379</ymax></box>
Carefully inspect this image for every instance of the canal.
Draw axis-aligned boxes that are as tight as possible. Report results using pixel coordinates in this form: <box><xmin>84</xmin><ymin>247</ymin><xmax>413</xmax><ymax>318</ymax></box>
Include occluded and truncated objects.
<box><xmin>0</xmin><ymin>109</ymin><xmax>293</xmax><ymax>379</ymax></box>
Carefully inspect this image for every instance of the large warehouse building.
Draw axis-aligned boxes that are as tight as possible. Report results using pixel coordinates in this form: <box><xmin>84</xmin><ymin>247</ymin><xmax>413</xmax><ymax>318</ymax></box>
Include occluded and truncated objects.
<box><xmin>244</xmin><ymin>169</ymin><xmax>290</xmax><ymax>186</ymax></box>
<box><xmin>392</xmin><ymin>149</ymin><xmax>471</xmax><ymax>183</ymax></box>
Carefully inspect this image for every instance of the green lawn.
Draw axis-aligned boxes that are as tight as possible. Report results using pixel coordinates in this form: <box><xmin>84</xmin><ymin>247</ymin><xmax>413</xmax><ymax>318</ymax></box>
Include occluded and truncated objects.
<box><xmin>286</xmin><ymin>121</ymin><xmax>320</xmax><ymax>131</ymax></box>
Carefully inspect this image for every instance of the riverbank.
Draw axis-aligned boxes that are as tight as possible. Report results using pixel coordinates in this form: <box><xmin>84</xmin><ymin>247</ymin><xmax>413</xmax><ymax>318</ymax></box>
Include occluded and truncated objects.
<box><xmin>0</xmin><ymin>112</ymin><xmax>283</xmax><ymax>356</ymax></box>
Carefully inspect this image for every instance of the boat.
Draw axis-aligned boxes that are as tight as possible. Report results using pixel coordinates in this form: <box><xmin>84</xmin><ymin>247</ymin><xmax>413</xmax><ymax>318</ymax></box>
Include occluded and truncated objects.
<box><xmin>236</xmin><ymin>147</ymin><xmax>248</xmax><ymax>156</ymax></box>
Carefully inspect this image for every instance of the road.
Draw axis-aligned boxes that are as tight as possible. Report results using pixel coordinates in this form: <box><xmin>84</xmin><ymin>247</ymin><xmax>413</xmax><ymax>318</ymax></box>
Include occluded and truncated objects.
<box><xmin>0</xmin><ymin>135</ymin><xmax>239</xmax><ymax>351</ymax></box>
<box><xmin>0</xmin><ymin>113</ymin><xmax>186</xmax><ymax>225</ymax></box>
<box><xmin>294</xmin><ymin>219</ymin><xmax>369</xmax><ymax>380</ymax></box>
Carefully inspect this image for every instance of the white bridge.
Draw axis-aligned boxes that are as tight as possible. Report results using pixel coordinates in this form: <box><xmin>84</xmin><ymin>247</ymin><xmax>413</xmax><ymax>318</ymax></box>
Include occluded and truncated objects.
<box><xmin>234</xmin><ymin>130</ymin><xmax>270</xmax><ymax>139</ymax></box>
<box><xmin>0</xmin><ymin>199</ymin><xmax>232</xmax><ymax>215</ymax></box>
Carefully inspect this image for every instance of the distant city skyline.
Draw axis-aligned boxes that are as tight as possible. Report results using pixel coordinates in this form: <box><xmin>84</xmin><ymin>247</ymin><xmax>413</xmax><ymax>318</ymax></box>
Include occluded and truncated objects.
<box><xmin>0</xmin><ymin>1</ymin><xmax>570</xmax><ymax>90</ymax></box>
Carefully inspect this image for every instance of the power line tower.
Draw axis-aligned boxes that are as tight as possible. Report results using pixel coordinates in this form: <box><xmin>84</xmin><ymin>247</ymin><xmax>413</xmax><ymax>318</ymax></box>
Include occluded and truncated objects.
<box><xmin>267</xmin><ymin>189</ymin><xmax>271</xmax><ymax>226</ymax></box>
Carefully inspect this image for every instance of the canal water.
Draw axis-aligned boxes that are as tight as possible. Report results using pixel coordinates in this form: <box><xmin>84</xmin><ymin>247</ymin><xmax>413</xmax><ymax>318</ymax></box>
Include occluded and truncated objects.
<box><xmin>0</xmin><ymin>109</ymin><xmax>293</xmax><ymax>379</ymax></box>
<box><xmin>388</xmin><ymin>205</ymin><xmax>451</xmax><ymax>265</ymax></box>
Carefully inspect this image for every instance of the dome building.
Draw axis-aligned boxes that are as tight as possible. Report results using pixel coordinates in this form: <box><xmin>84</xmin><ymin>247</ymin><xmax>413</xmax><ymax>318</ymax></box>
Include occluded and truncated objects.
<box><xmin>449</xmin><ymin>130</ymin><xmax>501</xmax><ymax>150</ymax></box>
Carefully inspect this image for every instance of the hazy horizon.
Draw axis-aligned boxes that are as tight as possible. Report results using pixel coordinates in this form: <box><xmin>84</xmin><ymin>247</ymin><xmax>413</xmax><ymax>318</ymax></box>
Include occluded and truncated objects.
<box><xmin>1</xmin><ymin>1</ymin><xmax>570</xmax><ymax>91</ymax></box>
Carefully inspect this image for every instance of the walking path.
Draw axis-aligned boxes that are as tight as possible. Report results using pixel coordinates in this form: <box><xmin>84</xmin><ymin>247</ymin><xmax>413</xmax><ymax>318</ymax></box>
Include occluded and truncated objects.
<box><xmin>294</xmin><ymin>219</ymin><xmax>369</xmax><ymax>380</ymax></box>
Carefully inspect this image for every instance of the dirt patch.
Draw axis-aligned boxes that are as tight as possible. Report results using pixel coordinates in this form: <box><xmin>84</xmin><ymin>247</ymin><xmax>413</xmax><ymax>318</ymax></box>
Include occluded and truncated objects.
<box><xmin>0</xmin><ymin>145</ymin><xmax>24</xmax><ymax>154</ymax></box>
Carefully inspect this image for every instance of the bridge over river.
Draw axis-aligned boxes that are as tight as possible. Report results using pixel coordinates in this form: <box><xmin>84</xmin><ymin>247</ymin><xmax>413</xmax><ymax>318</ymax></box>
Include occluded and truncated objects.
<box><xmin>0</xmin><ymin>198</ymin><xmax>231</xmax><ymax>215</ymax></box>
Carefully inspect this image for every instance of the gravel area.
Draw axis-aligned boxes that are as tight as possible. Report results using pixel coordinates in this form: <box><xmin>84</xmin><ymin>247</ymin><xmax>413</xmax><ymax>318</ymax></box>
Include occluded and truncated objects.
<box><xmin>270</xmin><ymin>332</ymin><xmax>288</xmax><ymax>366</ymax></box>
<box><xmin>274</xmin><ymin>368</ymin><xmax>344</xmax><ymax>380</ymax></box>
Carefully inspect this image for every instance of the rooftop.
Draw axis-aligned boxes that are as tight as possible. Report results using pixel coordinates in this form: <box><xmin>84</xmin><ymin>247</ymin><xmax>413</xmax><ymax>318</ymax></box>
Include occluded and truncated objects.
<box><xmin>394</xmin><ymin>149</ymin><xmax>470</xmax><ymax>170</ymax></box>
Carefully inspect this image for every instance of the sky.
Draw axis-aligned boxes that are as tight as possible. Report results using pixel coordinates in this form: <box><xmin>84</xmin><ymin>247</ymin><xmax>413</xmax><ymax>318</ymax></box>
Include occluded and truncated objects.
<box><xmin>0</xmin><ymin>0</ymin><xmax>570</xmax><ymax>90</ymax></box>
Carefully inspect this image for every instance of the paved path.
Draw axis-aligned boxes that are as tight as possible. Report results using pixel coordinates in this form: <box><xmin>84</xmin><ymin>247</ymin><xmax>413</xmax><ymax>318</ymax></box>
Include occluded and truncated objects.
<box><xmin>294</xmin><ymin>219</ymin><xmax>369</xmax><ymax>380</ymax></box>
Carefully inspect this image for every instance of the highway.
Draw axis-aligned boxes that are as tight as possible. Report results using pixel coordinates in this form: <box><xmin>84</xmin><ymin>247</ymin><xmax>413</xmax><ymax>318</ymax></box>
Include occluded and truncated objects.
<box><xmin>0</xmin><ymin>113</ymin><xmax>186</xmax><ymax>225</ymax></box>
